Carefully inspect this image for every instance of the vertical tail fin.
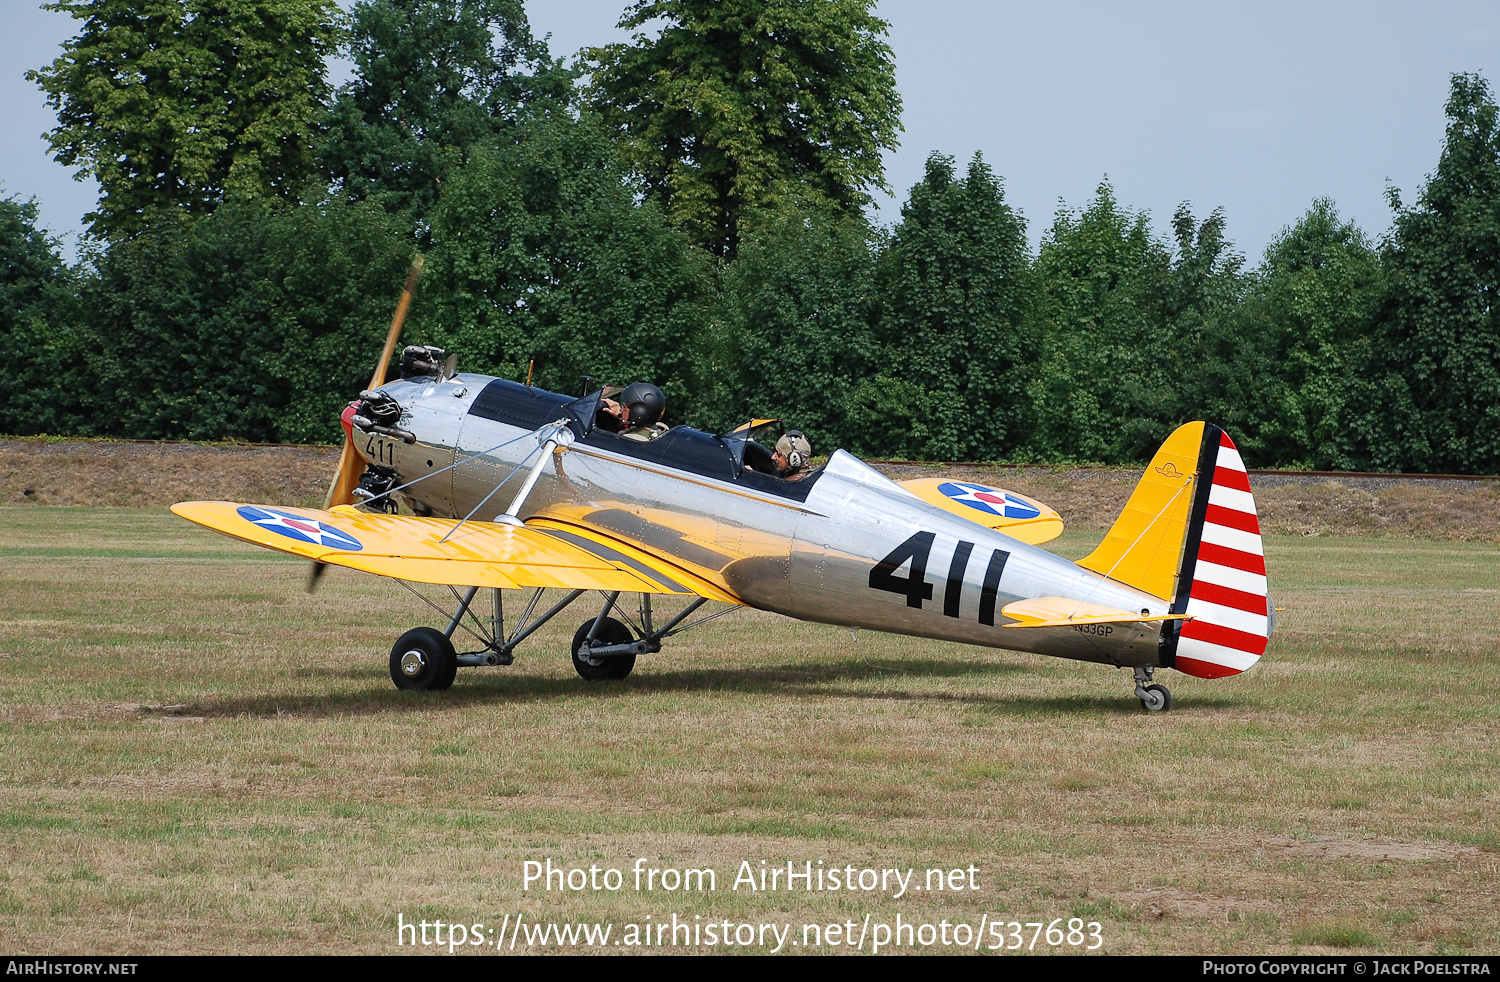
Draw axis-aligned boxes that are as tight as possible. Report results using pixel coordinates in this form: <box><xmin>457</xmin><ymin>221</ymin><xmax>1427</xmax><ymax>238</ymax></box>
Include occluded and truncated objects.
<box><xmin>1077</xmin><ymin>423</ymin><xmax>1268</xmax><ymax>678</ymax></box>
<box><xmin>1076</xmin><ymin>422</ymin><xmax>1206</xmax><ymax>601</ymax></box>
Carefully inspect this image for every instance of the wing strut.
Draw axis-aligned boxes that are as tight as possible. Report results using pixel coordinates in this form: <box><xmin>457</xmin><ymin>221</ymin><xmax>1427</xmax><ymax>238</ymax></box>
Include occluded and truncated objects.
<box><xmin>496</xmin><ymin>421</ymin><xmax>575</xmax><ymax>527</ymax></box>
<box><xmin>437</xmin><ymin>418</ymin><xmax>574</xmax><ymax>543</ymax></box>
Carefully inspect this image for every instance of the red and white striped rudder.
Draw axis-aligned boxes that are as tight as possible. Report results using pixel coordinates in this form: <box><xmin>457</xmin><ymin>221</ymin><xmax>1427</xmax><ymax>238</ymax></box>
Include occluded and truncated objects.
<box><xmin>1165</xmin><ymin>427</ymin><xmax>1271</xmax><ymax>679</ymax></box>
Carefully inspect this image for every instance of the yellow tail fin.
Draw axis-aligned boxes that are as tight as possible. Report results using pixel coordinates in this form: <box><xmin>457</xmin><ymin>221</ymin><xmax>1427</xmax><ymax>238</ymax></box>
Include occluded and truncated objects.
<box><xmin>1076</xmin><ymin>422</ymin><xmax>1205</xmax><ymax>600</ymax></box>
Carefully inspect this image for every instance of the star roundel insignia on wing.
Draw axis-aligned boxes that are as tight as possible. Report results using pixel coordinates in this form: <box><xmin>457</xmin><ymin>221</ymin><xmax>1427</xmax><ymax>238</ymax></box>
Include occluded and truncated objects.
<box><xmin>235</xmin><ymin>506</ymin><xmax>364</xmax><ymax>551</ymax></box>
<box><xmin>936</xmin><ymin>481</ymin><xmax>1042</xmax><ymax>520</ymax></box>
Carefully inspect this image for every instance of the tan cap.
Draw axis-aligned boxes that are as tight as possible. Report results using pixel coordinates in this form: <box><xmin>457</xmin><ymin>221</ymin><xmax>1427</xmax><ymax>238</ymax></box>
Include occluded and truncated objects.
<box><xmin>775</xmin><ymin>431</ymin><xmax>812</xmax><ymax>470</ymax></box>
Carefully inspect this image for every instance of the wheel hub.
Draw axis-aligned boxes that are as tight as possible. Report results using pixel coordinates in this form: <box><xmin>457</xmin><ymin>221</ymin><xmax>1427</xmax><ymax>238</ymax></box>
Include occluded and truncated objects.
<box><xmin>400</xmin><ymin>649</ymin><xmax>428</xmax><ymax>677</ymax></box>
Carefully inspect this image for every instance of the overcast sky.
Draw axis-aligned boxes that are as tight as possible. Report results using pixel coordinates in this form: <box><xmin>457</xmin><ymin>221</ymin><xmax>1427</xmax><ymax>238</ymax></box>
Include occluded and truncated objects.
<box><xmin>4</xmin><ymin>1</ymin><xmax>1497</xmax><ymax>263</ymax></box>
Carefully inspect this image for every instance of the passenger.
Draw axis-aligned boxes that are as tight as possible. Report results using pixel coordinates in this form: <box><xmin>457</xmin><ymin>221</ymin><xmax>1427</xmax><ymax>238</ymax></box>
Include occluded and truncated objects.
<box><xmin>773</xmin><ymin>431</ymin><xmax>813</xmax><ymax>480</ymax></box>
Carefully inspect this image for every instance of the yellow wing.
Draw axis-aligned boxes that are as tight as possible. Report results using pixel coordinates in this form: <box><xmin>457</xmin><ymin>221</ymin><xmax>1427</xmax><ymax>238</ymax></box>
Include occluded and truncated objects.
<box><xmin>170</xmin><ymin>501</ymin><xmax>739</xmax><ymax>603</ymax></box>
<box><xmin>897</xmin><ymin>478</ymin><xmax>1064</xmax><ymax>545</ymax></box>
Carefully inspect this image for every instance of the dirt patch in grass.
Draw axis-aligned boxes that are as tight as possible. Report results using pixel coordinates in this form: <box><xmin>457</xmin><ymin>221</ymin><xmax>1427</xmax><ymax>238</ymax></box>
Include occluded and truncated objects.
<box><xmin>1114</xmin><ymin>887</ymin><xmax>1273</xmax><ymax>920</ymax></box>
<box><xmin>1254</xmin><ymin>481</ymin><xmax>1500</xmax><ymax>541</ymax></box>
<box><xmin>4</xmin><ymin>438</ymin><xmax>1498</xmax><ymax>540</ymax></box>
<box><xmin>1262</xmin><ymin>837</ymin><xmax>1482</xmax><ymax>863</ymax></box>
<box><xmin>0</xmin><ymin>701</ymin><xmax>167</xmax><ymax>724</ymax></box>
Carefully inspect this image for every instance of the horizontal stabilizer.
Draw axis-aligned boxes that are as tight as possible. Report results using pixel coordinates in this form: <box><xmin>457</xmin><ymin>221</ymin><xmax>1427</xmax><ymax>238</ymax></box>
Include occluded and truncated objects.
<box><xmin>898</xmin><ymin>478</ymin><xmax>1064</xmax><ymax>544</ymax></box>
<box><xmin>1000</xmin><ymin>597</ymin><xmax>1191</xmax><ymax>630</ymax></box>
<box><xmin>170</xmin><ymin>501</ymin><xmax>738</xmax><ymax>602</ymax></box>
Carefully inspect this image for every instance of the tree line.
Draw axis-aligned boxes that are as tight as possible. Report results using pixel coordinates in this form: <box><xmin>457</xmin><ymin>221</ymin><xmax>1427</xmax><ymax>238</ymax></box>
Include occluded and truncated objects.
<box><xmin>3</xmin><ymin>0</ymin><xmax>1498</xmax><ymax>473</ymax></box>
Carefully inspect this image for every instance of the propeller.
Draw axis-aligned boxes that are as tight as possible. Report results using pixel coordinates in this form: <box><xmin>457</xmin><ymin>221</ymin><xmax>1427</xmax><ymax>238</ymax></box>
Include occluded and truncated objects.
<box><xmin>308</xmin><ymin>254</ymin><xmax>425</xmax><ymax>593</ymax></box>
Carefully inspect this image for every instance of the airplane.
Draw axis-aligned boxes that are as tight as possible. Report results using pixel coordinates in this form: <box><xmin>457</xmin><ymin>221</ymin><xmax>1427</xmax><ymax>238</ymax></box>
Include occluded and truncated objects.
<box><xmin>172</xmin><ymin>268</ymin><xmax>1272</xmax><ymax>712</ymax></box>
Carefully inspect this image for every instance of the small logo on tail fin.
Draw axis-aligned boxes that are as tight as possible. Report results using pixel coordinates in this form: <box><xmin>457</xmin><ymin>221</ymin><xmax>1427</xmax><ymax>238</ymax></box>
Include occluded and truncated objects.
<box><xmin>1154</xmin><ymin>462</ymin><xmax>1185</xmax><ymax>480</ymax></box>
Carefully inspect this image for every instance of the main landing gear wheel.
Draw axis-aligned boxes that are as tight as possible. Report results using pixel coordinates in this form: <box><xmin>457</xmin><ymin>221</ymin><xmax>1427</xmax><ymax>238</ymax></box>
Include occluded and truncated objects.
<box><xmin>571</xmin><ymin>617</ymin><xmax>636</xmax><ymax>681</ymax></box>
<box><xmin>390</xmin><ymin>627</ymin><xmax>458</xmax><ymax>691</ymax></box>
<box><xmin>1139</xmin><ymin>683</ymin><xmax>1172</xmax><ymax>712</ymax></box>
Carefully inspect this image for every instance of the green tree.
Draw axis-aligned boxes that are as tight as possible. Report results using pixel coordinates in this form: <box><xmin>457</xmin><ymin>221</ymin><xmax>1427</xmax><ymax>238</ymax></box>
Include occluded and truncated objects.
<box><xmin>0</xmin><ymin>194</ymin><xmax>85</xmax><ymax>435</ymax></box>
<box><xmin>586</xmin><ymin>0</ymin><xmax>902</xmax><ymax>257</ymax></box>
<box><xmin>1358</xmin><ymin>73</ymin><xmax>1500</xmax><ymax>473</ymax></box>
<box><xmin>320</xmin><ymin>0</ymin><xmax>569</xmax><ymax>226</ymax></box>
<box><xmin>1025</xmin><ymin>181</ymin><xmax>1172</xmax><ymax>462</ymax></box>
<box><xmin>30</xmin><ymin>0</ymin><xmax>341</xmax><ymax>239</ymax></box>
<box><xmin>854</xmin><ymin>153</ymin><xmax>1032</xmax><ymax>460</ymax></box>
<box><xmin>78</xmin><ymin>197</ymin><xmax>416</xmax><ymax>443</ymax></box>
<box><xmin>1026</xmin><ymin>184</ymin><xmax>1248</xmax><ymax>463</ymax></box>
<box><xmin>1227</xmin><ymin>199</ymin><xmax>1384</xmax><ymax>468</ymax></box>
<box><xmin>713</xmin><ymin>199</ymin><xmax>883</xmax><ymax>446</ymax></box>
<box><xmin>1159</xmin><ymin>202</ymin><xmax>1248</xmax><ymax>444</ymax></box>
<box><xmin>418</xmin><ymin>113</ymin><xmax>712</xmax><ymax>417</ymax></box>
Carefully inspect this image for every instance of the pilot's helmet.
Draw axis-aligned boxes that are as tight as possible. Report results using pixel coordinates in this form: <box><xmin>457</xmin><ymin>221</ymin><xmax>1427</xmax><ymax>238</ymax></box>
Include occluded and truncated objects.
<box><xmin>776</xmin><ymin>431</ymin><xmax>812</xmax><ymax>471</ymax></box>
<box><xmin>621</xmin><ymin>382</ymin><xmax>665</xmax><ymax>427</ymax></box>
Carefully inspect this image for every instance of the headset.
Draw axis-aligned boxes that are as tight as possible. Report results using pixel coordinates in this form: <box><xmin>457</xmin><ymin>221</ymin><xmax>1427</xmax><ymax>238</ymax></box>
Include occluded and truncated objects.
<box><xmin>779</xmin><ymin>430</ymin><xmax>809</xmax><ymax>470</ymax></box>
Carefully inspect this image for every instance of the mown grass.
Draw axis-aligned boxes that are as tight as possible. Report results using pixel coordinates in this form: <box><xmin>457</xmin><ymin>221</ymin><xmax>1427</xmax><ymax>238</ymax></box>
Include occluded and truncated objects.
<box><xmin>0</xmin><ymin>508</ymin><xmax>1496</xmax><ymax>955</ymax></box>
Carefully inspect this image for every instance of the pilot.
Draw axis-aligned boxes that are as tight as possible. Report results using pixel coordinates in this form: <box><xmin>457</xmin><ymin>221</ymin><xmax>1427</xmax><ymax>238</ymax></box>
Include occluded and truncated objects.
<box><xmin>596</xmin><ymin>394</ymin><xmax>627</xmax><ymax>433</ymax></box>
<box><xmin>772</xmin><ymin>431</ymin><xmax>813</xmax><ymax>480</ymax></box>
<box><xmin>599</xmin><ymin>382</ymin><xmax>667</xmax><ymax>441</ymax></box>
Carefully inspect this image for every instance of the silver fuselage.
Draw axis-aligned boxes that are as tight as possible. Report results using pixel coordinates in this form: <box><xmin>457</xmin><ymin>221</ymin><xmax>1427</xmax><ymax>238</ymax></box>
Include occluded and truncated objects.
<box><xmin>365</xmin><ymin>374</ymin><xmax>1170</xmax><ymax>668</ymax></box>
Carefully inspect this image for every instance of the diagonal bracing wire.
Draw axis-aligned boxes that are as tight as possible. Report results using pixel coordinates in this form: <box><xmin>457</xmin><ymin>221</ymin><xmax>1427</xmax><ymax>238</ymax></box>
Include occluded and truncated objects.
<box><xmin>445</xmin><ymin>583</ymin><xmax>496</xmax><ymax>647</ymax></box>
<box><xmin>394</xmin><ymin>580</ymin><xmax>492</xmax><ymax>648</ymax></box>
<box><xmin>352</xmin><ymin>428</ymin><xmax>538</xmax><ymax>512</ymax></box>
<box><xmin>437</xmin><ymin>441</ymin><xmax>542</xmax><ymax>545</ymax></box>
<box><xmin>1069</xmin><ymin>476</ymin><xmax>1195</xmax><ymax>619</ymax></box>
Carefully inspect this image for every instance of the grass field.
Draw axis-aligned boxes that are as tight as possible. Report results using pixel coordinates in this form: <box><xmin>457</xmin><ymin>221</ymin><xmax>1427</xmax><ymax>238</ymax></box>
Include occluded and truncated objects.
<box><xmin>0</xmin><ymin>507</ymin><xmax>1496</xmax><ymax>955</ymax></box>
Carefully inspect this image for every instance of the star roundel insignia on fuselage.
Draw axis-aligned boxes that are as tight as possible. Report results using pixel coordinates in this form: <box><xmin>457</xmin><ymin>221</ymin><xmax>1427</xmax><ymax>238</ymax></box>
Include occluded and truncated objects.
<box><xmin>235</xmin><ymin>506</ymin><xmax>364</xmax><ymax>551</ymax></box>
<box><xmin>936</xmin><ymin>481</ymin><xmax>1042</xmax><ymax>520</ymax></box>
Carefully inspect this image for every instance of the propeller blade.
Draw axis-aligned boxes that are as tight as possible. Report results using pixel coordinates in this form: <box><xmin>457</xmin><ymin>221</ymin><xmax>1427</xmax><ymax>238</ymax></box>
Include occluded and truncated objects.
<box><xmin>322</xmin><ymin>435</ymin><xmax>364</xmax><ymax>512</ymax></box>
<box><xmin>306</xmin><ymin>559</ymin><xmax>328</xmax><ymax>594</ymax></box>
<box><xmin>367</xmin><ymin>254</ymin><xmax>425</xmax><ymax>392</ymax></box>
<box><xmin>311</xmin><ymin>254</ymin><xmax>426</xmax><ymax>591</ymax></box>
<box><xmin>321</xmin><ymin>254</ymin><xmax>425</xmax><ymax>511</ymax></box>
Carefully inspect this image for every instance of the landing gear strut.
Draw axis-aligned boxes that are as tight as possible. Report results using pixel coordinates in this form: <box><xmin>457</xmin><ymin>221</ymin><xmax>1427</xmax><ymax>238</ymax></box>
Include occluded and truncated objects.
<box><xmin>568</xmin><ymin>592</ymin><xmax>712</xmax><ymax>682</ymax></box>
<box><xmin>384</xmin><ymin>585</ymin><xmax>724</xmax><ymax>690</ymax></box>
<box><xmin>386</xmin><ymin>584</ymin><xmax>584</xmax><ymax>690</ymax></box>
<box><xmin>1134</xmin><ymin>665</ymin><xmax>1172</xmax><ymax>712</ymax></box>
<box><xmin>572</xmin><ymin>616</ymin><xmax>636</xmax><ymax>680</ymax></box>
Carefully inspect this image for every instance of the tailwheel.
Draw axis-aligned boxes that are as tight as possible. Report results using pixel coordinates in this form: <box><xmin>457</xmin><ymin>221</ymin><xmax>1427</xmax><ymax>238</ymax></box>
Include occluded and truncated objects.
<box><xmin>1132</xmin><ymin>665</ymin><xmax>1171</xmax><ymax>712</ymax></box>
<box><xmin>571</xmin><ymin>617</ymin><xmax>636</xmax><ymax>681</ymax></box>
<box><xmin>390</xmin><ymin>627</ymin><xmax>458</xmax><ymax>691</ymax></box>
<box><xmin>1138</xmin><ymin>683</ymin><xmax>1172</xmax><ymax>712</ymax></box>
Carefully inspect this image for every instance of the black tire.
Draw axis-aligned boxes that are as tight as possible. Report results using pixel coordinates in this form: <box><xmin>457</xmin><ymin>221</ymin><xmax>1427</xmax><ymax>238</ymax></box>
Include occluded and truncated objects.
<box><xmin>390</xmin><ymin>627</ymin><xmax>458</xmax><ymax>691</ymax></box>
<box><xmin>571</xmin><ymin>616</ymin><xmax>636</xmax><ymax>681</ymax></box>
<box><xmin>1139</xmin><ymin>683</ymin><xmax>1172</xmax><ymax>712</ymax></box>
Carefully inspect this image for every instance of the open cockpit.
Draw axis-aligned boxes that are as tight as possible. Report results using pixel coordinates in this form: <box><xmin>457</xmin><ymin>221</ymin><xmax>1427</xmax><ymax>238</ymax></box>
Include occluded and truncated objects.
<box><xmin>465</xmin><ymin>378</ymin><xmax>824</xmax><ymax>500</ymax></box>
